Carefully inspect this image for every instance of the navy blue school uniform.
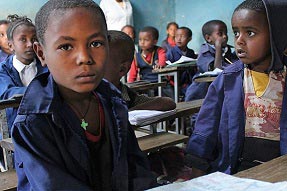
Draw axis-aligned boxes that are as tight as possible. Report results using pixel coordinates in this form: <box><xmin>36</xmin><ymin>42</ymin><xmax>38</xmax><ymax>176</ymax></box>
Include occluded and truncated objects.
<box><xmin>11</xmin><ymin>72</ymin><xmax>157</xmax><ymax>190</ymax></box>
<box><xmin>166</xmin><ymin>45</ymin><xmax>197</xmax><ymax>63</ymax></box>
<box><xmin>135</xmin><ymin>46</ymin><xmax>160</xmax><ymax>83</ymax></box>
<box><xmin>185</xmin><ymin>43</ymin><xmax>238</xmax><ymax>101</ymax></box>
<box><xmin>0</xmin><ymin>55</ymin><xmax>47</xmax><ymax>133</ymax></box>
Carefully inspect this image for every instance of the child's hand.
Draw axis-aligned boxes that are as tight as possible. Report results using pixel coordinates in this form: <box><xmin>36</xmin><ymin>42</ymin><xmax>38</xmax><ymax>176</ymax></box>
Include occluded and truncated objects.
<box><xmin>215</xmin><ymin>36</ymin><xmax>227</xmax><ymax>50</ymax></box>
<box><xmin>153</xmin><ymin>65</ymin><xmax>163</xmax><ymax>70</ymax></box>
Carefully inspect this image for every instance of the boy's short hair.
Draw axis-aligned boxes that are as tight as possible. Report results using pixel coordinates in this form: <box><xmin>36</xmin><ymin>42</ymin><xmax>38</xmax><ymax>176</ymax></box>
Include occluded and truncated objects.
<box><xmin>140</xmin><ymin>26</ymin><xmax>159</xmax><ymax>40</ymax></box>
<box><xmin>35</xmin><ymin>0</ymin><xmax>106</xmax><ymax>45</ymax></box>
<box><xmin>6</xmin><ymin>14</ymin><xmax>34</xmax><ymax>41</ymax></box>
<box><xmin>108</xmin><ymin>30</ymin><xmax>135</xmax><ymax>63</ymax></box>
<box><xmin>178</xmin><ymin>26</ymin><xmax>192</xmax><ymax>38</ymax></box>
<box><xmin>234</xmin><ymin>0</ymin><xmax>265</xmax><ymax>14</ymax></box>
<box><xmin>202</xmin><ymin>20</ymin><xmax>227</xmax><ymax>37</ymax></box>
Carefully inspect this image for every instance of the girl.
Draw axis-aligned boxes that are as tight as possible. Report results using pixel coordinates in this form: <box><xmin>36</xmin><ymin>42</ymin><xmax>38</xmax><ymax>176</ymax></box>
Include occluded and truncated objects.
<box><xmin>161</xmin><ymin>22</ymin><xmax>178</xmax><ymax>53</ymax></box>
<box><xmin>0</xmin><ymin>19</ymin><xmax>12</xmax><ymax>62</ymax></box>
<box><xmin>0</xmin><ymin>15</ymin><xmax>47</xmax><ymax>132</ymax></box>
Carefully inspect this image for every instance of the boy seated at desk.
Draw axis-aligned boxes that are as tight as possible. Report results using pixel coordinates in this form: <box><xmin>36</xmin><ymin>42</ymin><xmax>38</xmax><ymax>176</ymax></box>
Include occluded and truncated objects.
<box><xmin>166</xmin><ymin>26</ymin><xmax>198</xmax><ymax>96</ymax></box>
<box><xmin>128</xmin><ymin>26</ymin><xmax>166</xmax><ymax>83</ymax></box>
<box><xmin>105</xmin><ymin>30</ymin><xmax>176</xmax><ymax>111</ymax></box>
<box><xmin>185</xmin><ymin>20</ymin><xmax>238</xmax><ymax>102</ymax></box>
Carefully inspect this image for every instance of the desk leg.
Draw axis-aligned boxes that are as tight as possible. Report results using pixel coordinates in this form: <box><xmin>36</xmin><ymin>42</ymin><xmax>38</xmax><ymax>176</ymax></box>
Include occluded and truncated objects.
<box><xmin>158</xmin><ymin>74</ymin><xmax>163</xmax><ymax>97</ymax></box>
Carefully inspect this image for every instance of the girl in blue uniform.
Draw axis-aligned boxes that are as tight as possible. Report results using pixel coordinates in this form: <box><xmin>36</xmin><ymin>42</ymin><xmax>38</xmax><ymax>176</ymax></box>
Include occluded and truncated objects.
<box><xmin>0</xmin><ymin>15</ymin><xmax>47</xmax><ymax>132</ymax></box>
<box><xmin>11</xmin><ymin>0</ymin><xmax>156</xmax><ymax>190</ymax></box>
<box><xmin>186</xmin><ymin>0</ymin><xmax>287</xmax><ymax>178</ymax></box>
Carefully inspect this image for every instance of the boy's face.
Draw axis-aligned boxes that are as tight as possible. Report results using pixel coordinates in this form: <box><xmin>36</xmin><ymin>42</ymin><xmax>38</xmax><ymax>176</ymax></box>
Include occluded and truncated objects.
<box><xmin>9</xmin><ymin>25</ymin><xmax>37</xmax><ymax>65</ymax></box>
<box><xmin>206</xmin><ymin>24</ymin><xmax>228</xmax><ymax>47</ymax></box>
<box><xmin>167</xmin><ymin>24</ymin><xmax>177</xmax><ymax>38</ymax></box>
<box><xmin>175</xmin><ymin>29</ymin><xmax>191</xmax><ymax>49</ymax></box>
<box><xmin>105</xmin><ymin>42</ymin><xmax>131</xmax><ymax>86</ymax></box>
<box><xmin>122</xmin><ymin>27</ymin><xmax>135</xmax><ymax>41</ymax></box>
<box><xmin>34</xmin><ymin>8</ymin><xmax>108</xmax><ymax>94</ymax></box>
<box><xmin>0</xmin><ymin>24</ymin><xmax>12</xmax><ymax>54</ymax></box>
<box><xmin>232</xmin><ymin>9</ymin><xmax>271</xmax><ymax>71</ymax></box>
<box><xmin>138</xmin><ymin>31</ymin><xmax>157</xmax><ymax>52</ymax></box>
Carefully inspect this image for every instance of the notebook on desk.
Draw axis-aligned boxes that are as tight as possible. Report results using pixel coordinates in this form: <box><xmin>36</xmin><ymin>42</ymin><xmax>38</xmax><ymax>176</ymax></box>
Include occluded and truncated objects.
<box><xmin>166</xmin><ymin>56</ymin><xmax>197</xmax><ymax>66</ymax></box>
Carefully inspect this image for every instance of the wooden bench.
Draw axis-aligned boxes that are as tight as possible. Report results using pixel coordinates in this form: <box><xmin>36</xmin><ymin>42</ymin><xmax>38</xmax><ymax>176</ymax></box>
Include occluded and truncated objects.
<box><xmin>0</xmin><ymin>170</ymin><xmax>17</xmax><ymax>191</ymax></box>
<box><xmin>137</xmin><ymin>132</ymin><xmax>188</xmax><ymax>153</ymax></box>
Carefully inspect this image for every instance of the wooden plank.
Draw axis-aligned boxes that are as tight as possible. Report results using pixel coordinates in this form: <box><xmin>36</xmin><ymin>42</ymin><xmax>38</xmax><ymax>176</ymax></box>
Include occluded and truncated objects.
<box><xmin>128</xmin><ymin>82</ymin><xmax>166</xmax><ymax>91</ymax></box>
<box><xmin>0</xmin><ymin>138</ymin><xmax>14</xmax><ymax>152</ymax></box>
<box><xmin>137</xmin><ymin>132</ymin><xmax>188</xmax><ymax>153</ymax></box>
<box><xmin>152</xmin><ymin>61</ymin><xmax>197</xmax><ymax>74</ymax></box>
<box><xmin>0</xmin><ymin>170</ymin><xmax>17</xmax><ymax>191</ymax></box>
<box><xmin>193</xmin><ymin>76</ymin><xmax>217</xmax><ymax>83</ymax></box>
<box><xmin>234</xmin><ymin>154</ymin><xmax>287</xmax><ymax>183</ymax></box>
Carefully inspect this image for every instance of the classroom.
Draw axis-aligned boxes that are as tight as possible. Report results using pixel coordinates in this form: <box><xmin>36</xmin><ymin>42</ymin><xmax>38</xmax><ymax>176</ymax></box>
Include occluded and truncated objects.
<box><xmin>1</xmin><ymin>0</ymin><xmax>287</xmax><ymax>190</ymax></box>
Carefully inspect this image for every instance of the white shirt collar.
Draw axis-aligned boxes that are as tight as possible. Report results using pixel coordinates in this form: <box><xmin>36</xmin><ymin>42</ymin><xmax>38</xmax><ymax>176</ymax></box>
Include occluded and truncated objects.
<box><xmin>12</xmin><ymin>55</ymin><xmax>37</xmax><ymax>73</ymax></box>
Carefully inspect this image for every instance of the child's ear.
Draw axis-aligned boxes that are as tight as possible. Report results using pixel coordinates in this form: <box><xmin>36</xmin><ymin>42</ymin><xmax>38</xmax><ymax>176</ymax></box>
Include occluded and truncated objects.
<box><xmin>119</xmin><ymin>62</ymin><xmax>129</xmax><ymax>77</ymax></box>
<box><xmin>205</xmin><ymin>34</ymin><xmax>211</xmax><ymax>43</ymax></box>
<box><xmin>33</xmin><ymin>42</ymin><xmax>46</xmax><ymax>67</ymax></box>
<box><xmin>153</xmin><ymin>39</ymin><xmax>158</xmax><ymax>45</ymax></box>
<box><xmin>8</xmin><ymin>41</ymin><xmax>14</xmax><ymax>53</ymax></box>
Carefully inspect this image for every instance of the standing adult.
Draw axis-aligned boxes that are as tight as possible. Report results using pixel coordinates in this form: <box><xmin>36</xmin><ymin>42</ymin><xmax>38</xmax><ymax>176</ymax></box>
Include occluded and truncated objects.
<box><xmin>100</xmin><ymin>0</ymin><xmax>133</xmax><ymax>31</ymax></box>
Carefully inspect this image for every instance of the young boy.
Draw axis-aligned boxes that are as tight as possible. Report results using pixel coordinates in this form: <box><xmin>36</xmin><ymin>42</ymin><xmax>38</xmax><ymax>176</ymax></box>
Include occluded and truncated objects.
<box><xmin>185</xmin><ymin>0</ymin><xmax>287</xmax><ymax>177</ymax></box>
<box><xmin>184</xmin><ymin>20</ymin><xmax>238</xmax><ymax>101</ymax></box>
<box><xmin>105</xmin><ymin>30</ymin><xmax>176</xmax><ymax>111</ymax></box>
<box><xmin>0</xmin><ymin>19</ymin><xmax>12</xmax><ymax>62</ymax></box>
<box><xmin>166</xmin><ymin>26</ymin><xmax>197</xmax><ymax>63</ymax></box>
<box><xmin>128</xmin><ymin>26</ymin><xmax>166</xmax><ymax>83</ymax></box>
<box><xmin>11</xmin><ymin>0</ymin><xmax>156</xmax><ymax>190</ymax></box>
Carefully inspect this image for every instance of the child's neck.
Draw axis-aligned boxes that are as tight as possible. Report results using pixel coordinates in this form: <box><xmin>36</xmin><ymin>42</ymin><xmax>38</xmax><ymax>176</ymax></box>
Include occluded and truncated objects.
<box><xmin>141</xmin><ymin>48</ymin><xmax>155</xmax><ymax>57</ymax></box>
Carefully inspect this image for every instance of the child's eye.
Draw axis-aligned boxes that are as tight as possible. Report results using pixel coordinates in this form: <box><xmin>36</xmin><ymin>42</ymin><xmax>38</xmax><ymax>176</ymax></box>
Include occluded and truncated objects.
<box><xmin>20</xmin><ymin>38</ymin><xmax>26</xmax><ymax>42</ymax></box>
<box><xmin>233</xmin><ymin>31</ymin><xmax>239</xmax><ymax>38</ymax></box>
<box><xmin>247</xmin><ymin>31</ymin><xmax>255</xmax><ymax>37</ymax></box>
<box><xmin>0</xmin><ymin>33</ymin><xmax>4</xmax><ymax>37</ymax></box>
<box><xmin>90</xmin><ymin>41</ymin><xmax>102</xmax><ymax>48</ymax></box>
<box><xmin>59</xmin><ymin>44</ymin><xmax>73</xmax><ymax>51</ymax></box>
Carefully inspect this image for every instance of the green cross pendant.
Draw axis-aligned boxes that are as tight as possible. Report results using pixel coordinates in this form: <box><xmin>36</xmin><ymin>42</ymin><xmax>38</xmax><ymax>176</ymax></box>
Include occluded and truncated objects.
<box><xmin>81</xmin><ymin>119</ymin><xmax>89</xmax><ymax>130</ymax></box>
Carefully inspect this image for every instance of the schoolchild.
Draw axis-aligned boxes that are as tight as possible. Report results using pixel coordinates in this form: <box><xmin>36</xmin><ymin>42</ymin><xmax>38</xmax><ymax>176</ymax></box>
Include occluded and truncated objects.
<box><xmin>185</xmin><ymin>0</ymin><xmax>287</xmax><ymax>177</ymax></box>
<box><xmin>11</xmin><ymin>0</ymin><xmax>156</xmax><ymax>190</ymax></box>
<box><xmin>128</xmin><ymin>26</ymin><xmax>166</xmax><ymax>83</ymax></box>
<box><xmin>105</xmin><ymin>30</ymin><xmax>176</xmax><ymax>111</ymax></box>
<box><xmin>121</xmin><ymin>24</ymin><xmax>138</xmax><ymax>53</ymax></box>
<box><xmin>166</xmin><ymin>26</ymin><xmax>197</xmax><ymax>63</ymax></box>
<box><xmin>184</xmin><ymin>20</ymin><xmax>238</xmax><ymax>101</ymax></box>
<box><xmin>0</xmin><ymin>19</ymin><xmax>12</xmax><ymax>62</ymax></box>
<box><xmin>161</xmin><ymin>22</ymin><xmax>178</xmax><ymax>53</ymax></box>
<box><xmin>0</xmin><ymin>15</ymin><xmax>47</xmax><ymax>132</ymax></box>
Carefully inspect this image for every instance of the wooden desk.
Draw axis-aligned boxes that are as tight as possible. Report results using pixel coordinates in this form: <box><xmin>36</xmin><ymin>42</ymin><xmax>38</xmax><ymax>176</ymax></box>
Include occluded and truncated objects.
<box><xmin>0</xmin><ymin>170</ymin><xmax>17</xmax><ymax>191</ymax></box>
<box><xmin>134</xmin><ymin>99</ymin><xmax>203</xmax><ymax>134</ymax></box>
<box><xmin>193</xmin><ymin>76</ymin><xmax>217</xmax><ymax>83</ymax></box>
<box><xmin>153</xmin><ymin>61</ymin><xmax>197</xmax><ymax>103</ymax></box>
<box><xmin>137</xmin><ymin>132</ymin><xmax>188</xmax><ymax>153</ymax></box>
<box><xmin>127</xmin><ymin>82</ymin><xmax>166</xmax><ymax>95</ymax></box>
<box><xmin>234</xmin><ymin>154</ymin><xmax>287</xmax><ymax>183</ymax></box>
<box><xmin>0</xmin><ymin>138</ymin><xmax>14</xmax><ymax>152</ymax></box>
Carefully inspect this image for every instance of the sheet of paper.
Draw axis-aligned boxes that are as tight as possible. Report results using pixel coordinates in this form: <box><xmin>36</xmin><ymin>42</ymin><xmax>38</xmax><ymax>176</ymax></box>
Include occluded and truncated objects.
<box><xmin>166</xmin><ymin>56</ymin><xmax>197</xmax><ymax>65</ymax></box>
<box><xmin>199</xmin><ymin>68</ymin><xmax>223</xmax><ymax>76</ymax></box>
<box><xmin>128</xmin><ymin>109</ymin><xmax>176</xmax><ymax>126</ymax></box>
<box><xmin>148</xmin><ymin>172</ymin><xmax>287</xmax><ymax>191</ymax></box>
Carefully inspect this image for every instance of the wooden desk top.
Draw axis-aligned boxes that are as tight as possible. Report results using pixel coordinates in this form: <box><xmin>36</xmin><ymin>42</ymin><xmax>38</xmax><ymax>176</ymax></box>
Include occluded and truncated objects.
<box><xmin>234</xmin><ymin>154</ymin><xmax>287</xmax><ymax>183</ymax></box>
<box><xmin>0</xmin><ymin>94</ymin><xmax>22</xmax><ymax>110</ymax></box>
<box><xmin>127</xmin><ymin>82</ymin><xmax>166</xmax><ymax>91</ymax></box>
<box><xmin>0</xmin><ymin>138</ymin><xmax>14</xmax><ymax>152</ymax></box>
<box><xmin>137</xmin><ymin>132</ymin><xmax>188</xmax><ymax>153</ymax></box>
<box><xmin>0</xmin><ymin>170</ymin><xmax>17</xmax><ymax>191</ymax></box>
<box><xmin>193</xmin><ymin>76</ymin><xmax>217</xmax><ymax>83</ymax></box>
<box><xmin>152</xmin><ymin>61</ymin><xmax>197</xmax><ymax>74</ymax></box>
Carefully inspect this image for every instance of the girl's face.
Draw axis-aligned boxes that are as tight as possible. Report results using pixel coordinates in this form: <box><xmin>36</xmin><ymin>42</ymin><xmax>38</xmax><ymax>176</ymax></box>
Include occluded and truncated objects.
<box><xmin>167</xmin><ymin>24</ymin><xmax>178</xmax><ymax>38</ymax></box>
<box><xmin>232</xmin><ymin>9</ymin><xmax>271</xmax><ymax>72</ymax></box>
<box><xmin>9</xmin><ymin>25</ymin><xmax>37</xmax><ymax>65</ymax></box>
<box><xmin>138</xmin><ymin>31</ymin><xmax>157</xmax><ymax>52</ymax></box>
<box><xmin>122</xmin><ymin>27</ymin><xmax>135</xmax><ymax>41</ymax></box>
<box><xmin>0</xmin><ymin>23</ymin><xmax>12</xmax><ymax>54</ymax></box>
<box><xmin>34</xmin><ymin>8</ymin><xmax>108</xmax><ymax>95</ymax></box>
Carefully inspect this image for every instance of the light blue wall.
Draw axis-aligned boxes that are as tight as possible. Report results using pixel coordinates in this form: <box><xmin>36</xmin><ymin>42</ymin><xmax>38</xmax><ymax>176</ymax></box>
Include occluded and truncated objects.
<box><xmin>175</xmin><ymin>0</ymin><xmax>243</xmax><ymax>52</ymax></box>
<box><xmin>0</xmin><ymin>0</ymin><xmax>243</xmax><ymax>52</ymax></box>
